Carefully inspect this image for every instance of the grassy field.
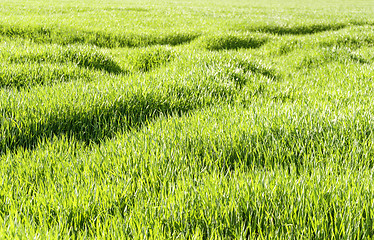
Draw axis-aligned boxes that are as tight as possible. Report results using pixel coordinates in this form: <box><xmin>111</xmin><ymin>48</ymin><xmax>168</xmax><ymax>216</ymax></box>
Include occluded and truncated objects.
<box><xmin>1</xmin><ymin>0</ymin><xmax>374</xmax><ymax>238</ymax></box>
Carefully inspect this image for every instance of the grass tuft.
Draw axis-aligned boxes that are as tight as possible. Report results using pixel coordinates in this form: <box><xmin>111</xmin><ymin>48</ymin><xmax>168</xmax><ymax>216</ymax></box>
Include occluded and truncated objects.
<box><xmin>196</xmin><ymin>32</ymin><xmax>269</xmax><ymax>50</ymax></box>
<box><xmin>127</xmin><ymin>45</ymin><xmax>176</xmax><ymax>72</ymax></box>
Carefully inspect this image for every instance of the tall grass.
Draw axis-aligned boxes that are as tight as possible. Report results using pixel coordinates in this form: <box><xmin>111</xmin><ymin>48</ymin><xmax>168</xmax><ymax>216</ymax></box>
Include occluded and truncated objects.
<box><xmin>1</xmin><ymin>0</ymin><xmax>374</xmax><ymax>238</ymax></box>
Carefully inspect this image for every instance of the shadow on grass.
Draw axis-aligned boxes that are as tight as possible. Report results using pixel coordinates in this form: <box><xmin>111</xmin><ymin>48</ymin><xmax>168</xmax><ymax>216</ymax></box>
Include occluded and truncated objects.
<box><xmin>233</xmin><ymin>22</ymin><xmax>347</xmax><ymax>36</ymax></box>
<box><xmin>253</xmin><ymin>23</ymin><xmax>347</xmax><ymax>35</ymax></box>
<box><xmin>7</xmin><ymin>50</ymin><xmax>124</xmax><ymax>75</ymax></box>
<box><xmin>0</xmin><ymin>24</ymin><xmax>200</xmax><ymax>48</ymax></box>
<box><xmin>0</xmin><ymin>54</ymin><xmax>279</xmax><ymax>154</ymax></box>
<box><xmin>0</xmin><ymin>63</ymin><xmax>93</xmax><ymax>88</ymax></box>
<box><xmin>197</xmin><ymin>33</ymin><xmax>268</xmax><ymax>50</ymax></box>
<box><xmin>0</xmin><ymin>83</ymin><xmax>237</xmax><ymax>154</ymax></box>
<box><xmin>298</xmin><ymin>47</ymin><xmax>370</xmax><ymax>69</ymax></box>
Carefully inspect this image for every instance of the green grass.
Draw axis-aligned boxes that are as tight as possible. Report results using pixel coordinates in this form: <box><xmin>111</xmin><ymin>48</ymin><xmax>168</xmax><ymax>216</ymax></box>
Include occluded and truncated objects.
<box><xmin>1</xmin><ymin>0</ymin><xmax>374</xmax><ymax>239</ymax></box>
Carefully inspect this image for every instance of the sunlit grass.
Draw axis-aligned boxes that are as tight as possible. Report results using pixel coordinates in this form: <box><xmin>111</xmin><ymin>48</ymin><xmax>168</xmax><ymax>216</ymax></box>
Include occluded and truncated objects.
<box><xmin>0</xmin><ymin>0</ymin><xmax>374</xmax><ymax>238</ymax></box>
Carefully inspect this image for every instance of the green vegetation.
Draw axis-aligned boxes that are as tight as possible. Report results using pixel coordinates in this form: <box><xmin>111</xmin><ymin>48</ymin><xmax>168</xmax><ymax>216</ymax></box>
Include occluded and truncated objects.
<box><xmin>1</xmin><ymin>0</ymin><xmax>374</xmax><ymax>238</ymax></box>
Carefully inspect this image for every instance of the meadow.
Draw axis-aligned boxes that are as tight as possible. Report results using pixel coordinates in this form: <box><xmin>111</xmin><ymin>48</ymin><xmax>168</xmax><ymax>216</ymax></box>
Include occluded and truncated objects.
<box><xmin>1</xmin><ymin>0</ymin><xmax>374</xmax><ymax>238</ymax></box>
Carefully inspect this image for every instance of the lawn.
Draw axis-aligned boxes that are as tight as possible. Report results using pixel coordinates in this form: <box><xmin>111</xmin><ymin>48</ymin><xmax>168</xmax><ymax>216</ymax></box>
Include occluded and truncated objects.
<box><xmin>1</xmin><ymin>0</ymin><xmax>374</xmax><ymax>238</ymax></box>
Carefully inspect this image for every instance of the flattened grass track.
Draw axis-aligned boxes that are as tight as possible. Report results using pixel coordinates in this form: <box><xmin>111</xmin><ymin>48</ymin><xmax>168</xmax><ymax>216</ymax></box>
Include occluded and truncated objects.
<box><xmin>1</xmin><ymin>0</ymin><xmax>374</xmax><ymax>238</ymax></box>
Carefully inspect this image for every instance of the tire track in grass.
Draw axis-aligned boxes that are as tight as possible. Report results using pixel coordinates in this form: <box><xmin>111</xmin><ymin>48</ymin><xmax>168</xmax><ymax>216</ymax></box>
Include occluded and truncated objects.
<box><xmin>268</xmin><ymin>26</ymin><xmax>374</xmax><ymax>56</ymax></box>
<box><xmin>317</xmin><ymin>26</ymin><xmax>374</xmax><ymax>49</ymax></box>
<box><xmin>0</xmin><ymin>81</ymin><xmax>233</xmax><ymax>154</ymax></box>
<box><xmin>296</xmin><ymin>47</ymin><xmax>370</xmax><ymax>69</ymax></box>
<box><xmin>0</xmin><ymin>43</ymin><xmax>181</xmax><ymax>88</ymax></box>
<box><xmin>0</xmin><ymin>42</ymin><xmax>125</xmax><ymax>88</ymax></box>
<box><xmin>0</xmin><ymin>43</ymin><xmax>124</xmax><ymax>73</ymax></box>
<box><xmin>0</xmin><ymin>62</ymin><xmax>94</xmax><ymax>88</ymax></box>
<box><xmin>234</xmin><ymin>20</ymin><xmax>374</xmax><ymax>36</ymax></box>
<box><xmin>0</xmin><ymin>23</ymin><xmax>200</xmax><ymax>48</ymax></box>
<box><xmin>3</xmin><ymin>104</ymin><xmax>374</xmax><ymax>237</ymax></box>
<box><xmin>85</xmin><ymin>102</ymin><xmax>374</xmax><ymax>186</ymax></box>
<box><xmin>247</xmin><ymin>22</ymin><xmax>347</xmax><ymax>35</ymax></box>
<box><xmin>0</xmin><ymin>54</ymin><xmax>278</xmax><ymax>154</ymax></box>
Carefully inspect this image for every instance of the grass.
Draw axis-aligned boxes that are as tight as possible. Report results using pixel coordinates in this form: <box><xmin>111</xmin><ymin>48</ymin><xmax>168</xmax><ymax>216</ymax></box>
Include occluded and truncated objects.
<box><xmin>0</xmin><ymin>23</ymin><xmax>200</xmax><ymax>48</ymax></box>
<box><xmin>1</xmin><ymin>0</ymin><xmax>374</xmax><ymax>238</ymax></box>
<box><xmin>195</xmin><ymin>33</ymin><xmax>270</xmax><ymax>51</ymax></box>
